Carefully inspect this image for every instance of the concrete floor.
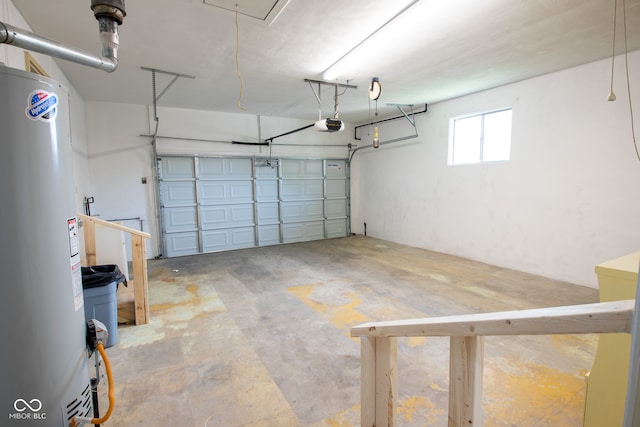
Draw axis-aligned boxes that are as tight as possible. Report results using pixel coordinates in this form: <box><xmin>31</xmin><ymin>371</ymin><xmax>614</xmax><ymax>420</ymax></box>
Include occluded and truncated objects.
<box><xmin>102</xmin><ymin>236</ymin><xmax>599</xmax><ymax>426</ymax></box>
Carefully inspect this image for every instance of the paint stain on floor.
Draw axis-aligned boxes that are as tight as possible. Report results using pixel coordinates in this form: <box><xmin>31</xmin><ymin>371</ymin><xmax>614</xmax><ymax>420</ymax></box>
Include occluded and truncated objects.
<box><xmin>313</xmin><ymin>405</ymin><xmax>359</xmax><ymax>427</ymax></box>
<box><xmin>119</xmin><ymin>272</ymin><xmax>227</xmax><ymax>348</ymax></box>
<box><xmin>312</xmin><ymin>396</ymin><xmax>446</xmax><ymax>427</ymax></box>
<box><xmin>150</xmin><ymin>274</ymin><xmax>226</xmax><ymax>323</ymax></box>
<box><xmin>484</xmin><ymin>357</ymin><xmax>588</xmax><ymax>426</ymax></box>
<box><xmin>288</xmin><ymin>283</ymin><xmax>370</xmax><ymax>335</ymax></box>
<box><xmin>407</xmin><ymin>336</ymin><xmax>428</xmax><ymax>347</ymax></box>
<box><xmin>397</xmin><ymin>395</ymin><xmax>446</xmax><ymax>425</ymax></box>
<box><xmin>551</xmin><ymin>334</ymin><xmax>598</xmax><ymax>360</ymax></box>
<box><xmin>117</xmin><ymin>318</ymin><xmax>167</xmax><ymax>348</ymax></box>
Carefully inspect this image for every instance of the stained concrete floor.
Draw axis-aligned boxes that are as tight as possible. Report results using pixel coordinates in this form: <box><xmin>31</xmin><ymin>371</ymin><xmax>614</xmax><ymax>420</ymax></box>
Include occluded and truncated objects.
<box><xmin>102</xmin><ymin>236</ymin><xmax>599</xmax><ymax>426</ymax></box>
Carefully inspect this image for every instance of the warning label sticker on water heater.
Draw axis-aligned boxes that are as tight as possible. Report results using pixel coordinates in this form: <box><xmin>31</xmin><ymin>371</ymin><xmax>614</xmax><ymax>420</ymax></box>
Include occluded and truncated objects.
<box><xmin>68</xmin><ymin>218</ymin><xmax>83</xmax><ymax>312</ymax></box>
<box><xmin>25</xmin><ymin>90</ymin><xmax>58</xmax><ymax>122</ymax></box>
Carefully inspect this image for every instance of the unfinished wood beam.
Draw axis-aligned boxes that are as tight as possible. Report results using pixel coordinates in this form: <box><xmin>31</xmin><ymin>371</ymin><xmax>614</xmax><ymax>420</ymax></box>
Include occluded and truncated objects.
<box><xmin>361</xmin><ymin>336</ymin><xmax>376</xmax><ymax>427</ymax></box>
<box><xmin>131</xmin><ymin>234</ymin><xmax>149</xmax><ymax>325</ymax></box>
<box><xmin>449</xmin><ymin>336</ymin><xmax>484</xmax><ymax>426</ymax></box>
<box><xmin>351</xmin><ymin>300</ymin><xmax>634</xmax><ymax>338</ymax></box>
<box><xmin>78</xmin><ymin>213</ymin><xmax>150</xmax><ymax>238</ymax></box>
<box><xmin>375</xmin><ymin>337</ymin><xmax>398</xmax><ymax>427</ymax></box>
<box><xmin>82</xmin><ymin>215</ymin><xmax>97</xmax><ymax>266</ymax></box>
<box><xmin>352</xmin><ymin>299</ymin><xmax>635</xmax><ymax>427</ymax></box>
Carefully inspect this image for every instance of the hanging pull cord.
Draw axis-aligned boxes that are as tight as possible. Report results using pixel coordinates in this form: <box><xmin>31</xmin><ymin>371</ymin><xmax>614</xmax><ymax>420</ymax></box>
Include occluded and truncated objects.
<box><xmin>331</xmin><ymin>82</ymin><xmax>350</xmax><ymax>119</ymax></box>
<box><xmin>608</xmin><ymin>0</ymin><xmax>638</xmax><ymax>161</ymax></box>
<box><xmin>235</xmin><ymin>3</ymin><xmax>246</xmax><ymax>111</ymax></box>
<box><xmin>333</xmin><ymin>82</ymin><xmax>339</xmax><ymax>119</ymax></box>
<box><xmin>608</xmin><ymin>0</ymin><xmax>617</xmax><ymax>101</ymax></box>
<box><xmin>620</xmin><ymin>0</ymin><xmax>639</xmax><ymax>162</ymax></box>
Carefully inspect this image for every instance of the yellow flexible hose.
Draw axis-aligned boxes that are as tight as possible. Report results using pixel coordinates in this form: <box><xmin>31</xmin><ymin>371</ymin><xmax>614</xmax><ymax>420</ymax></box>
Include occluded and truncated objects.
<box><xmin>70</xmin><ymin>342</ymin><xmax>114</xmax><ymax>426</ymax></box>
<box><xmin>91</xmin><ymin>342</ymin><xmax>114</xmax><ymax>424</ymax></box>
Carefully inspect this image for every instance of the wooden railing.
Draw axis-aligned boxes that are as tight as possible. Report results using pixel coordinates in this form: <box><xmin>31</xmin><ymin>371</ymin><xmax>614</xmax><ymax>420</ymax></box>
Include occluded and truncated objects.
<box><xmin>78</xmin><ymin>213</ymin><xmax>151</xmax><ymax>325</ymax></box>
<box><xmin>350</xmin><ymin>299</ymin><xmax>635</xmax><ymax>427</ymax></box>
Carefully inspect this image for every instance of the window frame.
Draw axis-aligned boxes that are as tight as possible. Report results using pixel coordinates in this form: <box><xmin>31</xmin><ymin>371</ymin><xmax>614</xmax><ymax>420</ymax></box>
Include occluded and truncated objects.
<box><xmin>448</xmin><ymin>107</ymin><xmax>512</xmax><ymax>165</ymax></box>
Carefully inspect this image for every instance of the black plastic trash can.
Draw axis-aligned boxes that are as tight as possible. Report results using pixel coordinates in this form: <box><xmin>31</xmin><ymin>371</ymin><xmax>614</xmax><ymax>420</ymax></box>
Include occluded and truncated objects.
<box><xmin>81</xmin><ymin>265</ymin><xmax>126</xmax><ymax>348</ymax></box>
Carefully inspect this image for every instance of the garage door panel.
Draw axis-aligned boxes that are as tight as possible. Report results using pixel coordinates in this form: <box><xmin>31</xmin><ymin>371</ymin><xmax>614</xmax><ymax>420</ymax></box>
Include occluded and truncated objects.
<box><xmin>257</xmin><ymin>203</ymin><xmax>279</xmax><ymax>224</ymax></box>
<box><xmin>199</xmin><ymin>158</ymin><xmax>252</xmax><ymax>178</ymax></box>
<box><xmin>255</xmin><ymin>165</ymin><xmax>278</xmax><ymax>178</ymax></box>
<box><xmin>165</xmin><ymin>232</ymin><xmax>199</xmax><ymax>257</ymax></box>
<box><xmin>160</xmin><ymin>157</ymin><xmax>195</xmax><ymax>179</ymax></box>
<box><xmin>161</xmin><ymin>181</ymin><xmax>196</xmax><ymax>206</ymax></box>
<box><xmin>202</xmin><ymin>227</ymin><xmax>255</xmax><ymax>251</ymax></box>
<box><xmin>201</xmin><ymin>204</ymin><xmax>254</xmax><ymax>229</ymax></box>
<box><xmin>163</xmin><ymin>206</ymin><xmax>198</xmax><ymax>232</ymax></box>
<box><xmin>198</xmin><ymin>157</ymin><xmax>224</xmax><ymax>177</ymax></box>
<box><xmin>258</xmin><ymin>225</ymin><xmax>279</xmax><ymax>245</ymax></box>
<box><xmin>199</xmin><ymin>180</ymin><xmax>253</xmax><ymax>204</ymax></box>
<box><xmin>326</xmin><ymin>160</ymin><xmax>346</xmax><ymax>177</ymax></box>
<box><xmin>326</xmin><ymin>180</ymin><xmax>346</xmax><ymax>198</ymax></box>
<box><xmin>228</xmin><ymin>158</ymin><xmax>252</xmax><ymax>175</ymax></box>
<box><xmin>281</xmin><ymin>159</ymin><xmax>323</xmax><ymax>177</ymax></box>
<box><xmin>256</xmin><ymin>180</ymin><xmax>278</xmax><ymax>201</ymax></box>
<box><xmin>281</xmin><ymin>200</ymin><xmax>323</xmax><ymax>221</ymax></box>
<box><xmin>282</xmin><ymin>221</ymin><xmax>324</xmax><ymax>243</ymax></box>
<box><xmin>325</xmin><ymin>199</ymin><xmax>346</xmax><ymax>218</ymax></box>
<box><xmin>326</xmin><ymin>219</ymin><xmax>347</xmax><ymax>238</ymax></box>
<box><xmin>281</xmin><ymin>180</ymin><xmax>323</xmax><ymax>200</ymax></box>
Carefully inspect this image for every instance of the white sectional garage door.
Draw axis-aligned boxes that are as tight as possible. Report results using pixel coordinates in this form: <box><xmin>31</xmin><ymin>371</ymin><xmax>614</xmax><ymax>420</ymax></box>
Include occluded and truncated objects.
<box><xmin>159</xmin><ymin>157</ymin><xmax>349</xmax><ymax>257</ymax></box>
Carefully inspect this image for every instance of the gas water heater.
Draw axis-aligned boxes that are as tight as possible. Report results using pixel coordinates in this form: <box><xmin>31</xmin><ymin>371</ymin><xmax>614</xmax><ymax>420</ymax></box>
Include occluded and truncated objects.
<box><xmin>0</xmin><ymin>65</ymin><xmax>94</xmax><ymax>425</ymax></box>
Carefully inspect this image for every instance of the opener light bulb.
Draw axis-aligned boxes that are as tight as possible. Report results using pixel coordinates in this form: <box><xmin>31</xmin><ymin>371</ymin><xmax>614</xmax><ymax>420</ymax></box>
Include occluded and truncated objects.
<box><xmin>373</xmin><ymin>126</ymin><xmax>379</xmax><ymax>149</ymax></box>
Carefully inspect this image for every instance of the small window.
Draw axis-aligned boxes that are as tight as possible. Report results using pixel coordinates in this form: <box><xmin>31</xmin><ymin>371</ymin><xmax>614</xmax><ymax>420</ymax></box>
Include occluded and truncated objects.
<box><xmin>449</xmin><ymin>108</ymin><xmax>512</xmax><ymax>165</ymax></box>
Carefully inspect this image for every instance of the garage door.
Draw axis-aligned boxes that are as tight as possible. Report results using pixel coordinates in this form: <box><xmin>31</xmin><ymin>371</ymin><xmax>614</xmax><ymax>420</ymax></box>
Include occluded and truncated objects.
<box><xmin>159</xmin><ymin>156</ymin><xmax>349</xmax><ymax>257</ymax></box>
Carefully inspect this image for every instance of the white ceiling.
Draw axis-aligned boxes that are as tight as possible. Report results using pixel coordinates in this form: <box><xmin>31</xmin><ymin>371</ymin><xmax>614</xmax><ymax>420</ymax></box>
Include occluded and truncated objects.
<box><xmin>10</xmin><ymin>0</ymin><xmax>640</xmax><ymax>123</ymax></box>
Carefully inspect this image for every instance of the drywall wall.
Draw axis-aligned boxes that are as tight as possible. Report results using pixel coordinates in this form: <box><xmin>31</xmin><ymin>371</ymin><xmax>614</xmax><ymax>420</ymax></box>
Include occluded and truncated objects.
<box><xmin>84</xmin><ymin>102</ymin><xmax>152</xmax><ymax>256</ymax></box>
<box><xmin>351</xmin><ymin>51</ymin><xmax>640</xmax><ymax>288</ymax></box>
<box><xmin>1</xmin><ymin>0</ymin><xmax>92</xmax><ymax>214</ymax></box>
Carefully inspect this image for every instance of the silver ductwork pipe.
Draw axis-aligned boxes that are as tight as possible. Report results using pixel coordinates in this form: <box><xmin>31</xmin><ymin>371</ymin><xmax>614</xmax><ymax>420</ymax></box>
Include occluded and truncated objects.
<box><xmin>0</xmin><ymin>0</ymin><xmax>125</xmax><ymax>73</ymax></box>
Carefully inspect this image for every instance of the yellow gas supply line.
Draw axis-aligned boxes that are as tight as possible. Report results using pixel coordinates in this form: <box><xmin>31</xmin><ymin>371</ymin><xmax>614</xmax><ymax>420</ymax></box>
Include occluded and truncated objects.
<box><xmin>70</xmin><ymin>342</ymin><xmax>114</xmax><ymax>427</ymax></box>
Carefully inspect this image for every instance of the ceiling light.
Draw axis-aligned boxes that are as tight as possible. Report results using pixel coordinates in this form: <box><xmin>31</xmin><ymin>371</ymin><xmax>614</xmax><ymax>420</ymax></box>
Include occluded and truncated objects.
<box><xmin>322</xmin><ymin>0</ymin><xmax>422</xmax><ymax>81</ymax></box>
<box><xmin>373</xmin><ymin>126</ymin><xmax>380</xmax><ymax>148</ymax></box>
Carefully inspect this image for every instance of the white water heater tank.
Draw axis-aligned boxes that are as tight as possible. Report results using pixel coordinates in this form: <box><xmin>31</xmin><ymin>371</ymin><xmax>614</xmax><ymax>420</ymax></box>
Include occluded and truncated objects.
<box><xmin>0</xmin><ymin>65</ymin><xmax>93</xmax><ymax>426</ymax></box>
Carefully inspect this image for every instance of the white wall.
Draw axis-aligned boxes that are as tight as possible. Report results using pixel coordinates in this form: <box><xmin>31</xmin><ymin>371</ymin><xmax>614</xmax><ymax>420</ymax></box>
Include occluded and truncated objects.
<box><xmin>2</xmin><ymin>0</ymin><xmax>92</xmax><ymax>212</ymax></box>
<box><xmin>351</xmin><ymin>52</ymin><xmax>640</xmax><ymax>288</ymax></box>
<box><xmin>84</xmin><ymin>102</ymin><xmax>353</xmax><ymax>258</ymax></box>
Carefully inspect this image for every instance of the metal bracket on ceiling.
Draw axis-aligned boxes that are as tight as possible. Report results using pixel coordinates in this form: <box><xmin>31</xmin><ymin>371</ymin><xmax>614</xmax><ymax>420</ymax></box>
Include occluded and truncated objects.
<box><xmin>142</xmin><ymin>67</ymin><xmax>195</xmax><ymax>102</ymax></box>
<box><xmin>353</xmin><ymin>103</ymin><xmax>427</xmax><ymax>141</ymax></box>
<box><xmin>142</xmin><ymin>67</ymin><xmax>195</xmax><ymax>136</ymax></box>
<box><xmin>389</xmin><ymin>103</ymin><xmax>418</xmax><ymax>128</ymax></box>
<box><xmin>348</xmin><ymin>103</ymin><xmax>425</xmax><ymax>163</ymax></box>
<box><xmin>304</xmin><ymin>78</ymin><xmax>357</xmax><ymax>120</ymax></box>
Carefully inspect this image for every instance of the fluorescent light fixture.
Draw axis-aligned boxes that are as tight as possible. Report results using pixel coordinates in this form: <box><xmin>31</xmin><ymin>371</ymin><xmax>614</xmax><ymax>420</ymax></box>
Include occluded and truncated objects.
<box><xmin>322</xmin><ymin>0</ymin><xmax>422</xmax><ymax>81</ymax></box>
<box><xmin>265</xmin><ymin>0</ymin><xmax>293</xmax><ymax>26</ymax></box>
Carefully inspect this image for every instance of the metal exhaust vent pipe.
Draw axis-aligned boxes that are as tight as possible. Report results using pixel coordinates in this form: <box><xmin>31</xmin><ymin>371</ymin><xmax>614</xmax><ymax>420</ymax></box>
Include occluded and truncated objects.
<box><xmin>0</xmin><ymin>0</ymin><xmax>126</xmax><ymax>73</ymax></box>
